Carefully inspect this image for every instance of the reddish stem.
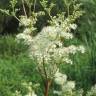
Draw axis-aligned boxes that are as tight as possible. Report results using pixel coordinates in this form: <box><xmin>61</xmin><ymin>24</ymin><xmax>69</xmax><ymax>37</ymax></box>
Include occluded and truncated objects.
<box><xmin>44</xmin><ymin>79</ymin><xmax>52</xmax><ymax>96</ymax></box>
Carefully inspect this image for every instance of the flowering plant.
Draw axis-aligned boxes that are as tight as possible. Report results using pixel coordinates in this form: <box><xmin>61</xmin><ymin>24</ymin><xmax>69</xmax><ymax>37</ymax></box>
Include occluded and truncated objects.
<box><xmin>0</xmin><ymin>0</ymin><xmax>85</xmax><ymax>96</ymax></box>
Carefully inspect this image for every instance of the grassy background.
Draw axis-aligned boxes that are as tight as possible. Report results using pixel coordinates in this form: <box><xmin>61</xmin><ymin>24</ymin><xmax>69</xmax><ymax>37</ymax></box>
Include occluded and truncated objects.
<box><xmin>0</xmin><ymin>36</ymin><xmax>42</xmax><ymax>95</ymax></box>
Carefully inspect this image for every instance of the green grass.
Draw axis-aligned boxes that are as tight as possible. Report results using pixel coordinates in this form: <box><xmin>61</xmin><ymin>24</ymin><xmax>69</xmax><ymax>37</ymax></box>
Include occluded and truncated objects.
<box><xmin>0</xmin><ymin>36</ymin><xmax>42</xmax><ymax>96</ymax></box>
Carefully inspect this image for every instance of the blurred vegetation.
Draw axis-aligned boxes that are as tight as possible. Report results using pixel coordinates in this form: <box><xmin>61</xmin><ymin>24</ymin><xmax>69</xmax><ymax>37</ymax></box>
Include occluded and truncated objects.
<box><xmin>0</xmin><ymin>0</ymin><xmax>96</xmax><ymax>96</ymax></box>
<box><xmin>61</xmin><ymin>0</ymin><xmax>96</xmax><ymax>91</ymax></box>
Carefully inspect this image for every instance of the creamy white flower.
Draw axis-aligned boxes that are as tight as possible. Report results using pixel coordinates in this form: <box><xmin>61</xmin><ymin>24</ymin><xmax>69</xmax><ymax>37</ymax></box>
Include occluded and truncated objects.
<box><xmin>62</xmin><ymin>81</ymin><xmax>75</xmax><ymax>92</ymax></box>
<box><xmin>16</xmin><ymin>33</ymin><xmax>32</xmax><ymax>44</ymax></box>
<box><xmin>78</xmin><ymin>45</ymin><xmax>85</xmax><ymax>53</ymax></box>
<box><xmin>15</xmin><ymin>90</ymin><xmax>21</xmax><ymax>96</ymax></box>
<box><xmin>25</xmin><ymin>91</ymin><xmax>37</xmax><ymax>96</ymax></box>
<box><xmin>60</xmin><ymin>32</ymin><xmax>73</xmax><ymax>39</ymax></box>
<box><xmin>66</xmin><ymin>81</ymin><xmax>75</xmax><ymax>89</ymax></box>
<box><xmin>17</xmin><ymin>25</ymin><xmax>85</xmax><ymax>79</ymax></box>
<box><xmin>68</xmin><ymin>45</ymin><xmax>78</xmax><ymax>54</ymax></box>
<box><xmin>42</xmin><ymin>26</ymin><xmax>58</xmax><ymax>40</ymax></box>
<box><xmin>51</xmin><ymin>44</ymin><xmax>57</xmax><ymax>48</ymax></box>
<box><xmin>55</xmin><ymin>41</ymin><xmax>63</xmax><ymax>47</ymax></box>
<box><xmin>53</xmin><ymin>90</ymin><xmax>61</xmax><ymax>95</ymax></box>
<box><xmin>54</xmin><ymin>76</ymin><xmax>66</xmax><ymax>85</ymax></box>
<box><xmin>64</xmin><ymin>58</ymin><xmax>73</xmax><ymax>64</ymax></box>
<box><xmin>54</xmin><ymin>70</ymin><xmax>67</xmax><ymax>85</ymax></box>
<box><xmin>70</xmin><ymin>24</ymin><xmax>77</xmax><ymax>30</ymax></box>
<box><xmin>23</xmin><ymin>28</ymin><xmax>32</xmax><ymax>34</ymax></box>
<box><xmin>20</xmin><ymin>16</ymin><xmax>32</xmax><ymax>26</ymax></box>
<box><xmin>43</xmin><ymin>54</ymin><xmax>51</xmax><ymax>64</ymax></box>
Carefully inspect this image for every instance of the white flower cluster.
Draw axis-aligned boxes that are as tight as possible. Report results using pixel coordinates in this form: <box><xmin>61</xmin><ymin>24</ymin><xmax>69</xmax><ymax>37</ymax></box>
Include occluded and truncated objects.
<box><xmin>24</xmin><ymin>82</ymin><xmax>37</xmax><ymax>96</ymax></box>
<box><xmin>41</xmin><ymin>26</ymin><xmax>74</xmax><ymax>40</ymax></box>
<box><xmin>54</xmin><ymin>69</ymin><xmax>67</xmax><ymax>85</ymax></box>
<box><xmin>19</xmin><ymin>16</ymin><xmax>36</xmax><ymax>37</ymax></box>
<box><xmin>53</xmin><ymin>70</ymin><xmax>83</xmax><ymax>96</ymax></box>
<box><xmin>78</xmin><ymin>45</ymin><xmax>85</xmax><ymax>54</ymax></box>
<box><xmin>70</xmin><ymin>24</ymin><xmax>77</xmax><ymax>30</ymax></box>
<box><xmin>23</xmin><ymin>28</ymin><xmax>33</xmax><ymax>35</ymax></box>
<box><xmin>66</xmin><ymin>45</ymin><xmax>85</xmax><ymax>54</ymax></box>
<box><xmin>54</xmin><ymin>70</ymin><xmax>84</xmax><ymax>96</ymax></box>
<box><xmin>16</xmin><ymin>16</ymin><xmax>36</xmax><ymax>45</ymax></box>
<box><xmin>13</xmin><ymin>90</ymin><xmax>22</xmax><ymax>96</ymax></box>
<box><xmin>86</xmin><ymin>84</ymin><xmax>96</xmax><ymax>96</ymax></box>
<box><xmin>51</xmin><ymin>15</ymin><xmax>78</xmax><ymax>33</ymax></box>
<box><xmin>60</xmin><ymin>32</ymin><xmax>73</xmax><ymax>39</ymax></box>
<box><xmin>16</xmin><ymin>8</ymin><xmax>85</xmax><ymax>79</ymax></box>
<box><xmin>16</xmin><ymin>33</ymin><xmax>32</xmax><ymax>45</ymax></box>
<box><xmin>19</xmin><ymin>16</ymin><xmax>32</xmax><ymax>27</ymax></box>
<box><xmin>54</xmin><ymin>70</ymin><xmax>76</xmax><ymax>96</ymax></box>
<box><xmin>25</xmin><ymin>91</ymin><xmax>37</xmax><ymax>96</ymax></box>
<box><xmin>16</xmin><ymin>24</ymin><xmax>85</xmax><ymax>78</ymax></box>
<box><xmin>13</xmin><ymin>82</ymin><xmax>38</xmax><ymax>96</ymax></box>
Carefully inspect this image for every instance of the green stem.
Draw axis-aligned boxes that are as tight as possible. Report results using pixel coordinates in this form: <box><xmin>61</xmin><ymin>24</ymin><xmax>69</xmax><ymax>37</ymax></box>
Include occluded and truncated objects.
<box><xmin>21</xmin><ymin>0</ymin><xmax>27</xmax><ymax>17</ymax></box>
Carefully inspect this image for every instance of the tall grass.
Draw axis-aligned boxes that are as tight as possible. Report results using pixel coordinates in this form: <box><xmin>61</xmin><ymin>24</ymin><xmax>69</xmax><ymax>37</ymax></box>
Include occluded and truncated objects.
<box><xmin>0</xmin><ymin>36</ymin><xmax>41</xmax><ymax>96</ymax></box>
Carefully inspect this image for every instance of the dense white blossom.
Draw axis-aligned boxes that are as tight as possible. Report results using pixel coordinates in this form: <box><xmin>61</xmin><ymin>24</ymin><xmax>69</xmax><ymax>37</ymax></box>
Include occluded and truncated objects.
<box><xmin>67</xmin><ymin>45</ymin><xmax>78</xmax><ymax>54</ymax></box>
<box><xmin>63</xmin><ymin>58</ymin><xmax>73</xmax><ymax>64</ymax></box>
<box><xmin>41</xmin><ymin>26</ymin><xmax>58</xmax><ymax>40</ymax></box>
<box><xmin>8</xmin><ymin>0</ymin><xmax>85</xmax><ymax>95</ymax></box>
<box><xmin>22</xmin><ymin>82</ymin><xmax>37</xmax><ymax>96</ymax></box>
<box><xmin>41</xmin><ymin>26</ymin><xmax>74</xmax><ymax>40</ymax></box>
<box><xmin>65</xmin><ymin>81</ymin><xmax>75</xmax><ymax>89</ymax></box>
<box><xmin>23</xmin><ymin>28</ymin><xmax>32</xmax><ymax>35</ymax></box>
<box><xmin>70</xmin><ymin>24</ymin><xmax>77</xmax><ymax>30</ymax></box>
<box><xmin>78</xmin><ymin>45</ymin><xmax>85</xmax><ymax>53</ymax></box>
<box><xmin>66</xmin><ymin>45</ymin><xmax>85</xmax><ymax>54</ymax></box>
<box><xmin>25</xmin><ymin>91</ymin><xmax>37</xmax><ymax>96</ymax></box>
<box><xmin>19</xmin><ymin>16</ymin><xmax>32</xmax><ymax>26</ymax></box>
<box><xmin>54</xmin><ymin>71</ymin><xmax>76</xmax><ymax>96</ymax></box>
<box><xmin>16</xmin><ymin>24</ymin><xmax>85</xmax><ymax>79</ymax></box>
<box><xmin>16</xmin><ymin>33</ymin><xmax>32</xmax><ymax>44</ymax></box>
<box><xmin>60</xmin><ymin>32</ymin><xmax>73</xmax><ymax>39</ymax></box>
<box><xmin>54</xmin><ymin>70</ymin><xmax>67</xmax><ymax>85</ymax></box>
<box><xmin>14</xmin><ymin>90</ymin><xmax>22</xmax><ymax>96</ymax></box>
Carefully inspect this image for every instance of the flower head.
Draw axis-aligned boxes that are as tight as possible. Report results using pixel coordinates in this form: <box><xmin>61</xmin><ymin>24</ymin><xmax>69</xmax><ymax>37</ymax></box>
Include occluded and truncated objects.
<box><xmin>70</xmin><ymin>24</ymin><xmax>77</xmax><ymax>30</ymax></box>
<box><xmin>19</xmin><ymin>16</ymin><xmax>32</xmax><ymax>27</ymax></box>
<box><xmin>54</xmin><ymin>70</ymin><xmax>67</xmax><ymax>85</ymax></box>
<box><xmin>16</xmin><ymin>33</ymin><xmax>32</xmax><ymax>45</ymax></box>
<box><xmin>78</xmin><ymin>45</ymin><xmax>85</xmax><ymax>53</ymax></box>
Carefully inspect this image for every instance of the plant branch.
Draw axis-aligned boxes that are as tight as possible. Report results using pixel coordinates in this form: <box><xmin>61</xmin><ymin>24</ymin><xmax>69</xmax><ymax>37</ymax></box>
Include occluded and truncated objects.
<box><xmin>33</xmin><ymin>0</ymin><xmax>36</xmax><ymax>12</ymax></box>
<box><xmin>21</xmin><ymin>0</ymin><xmax>27</xmax><ymax>17</ymax></box>
<box><xmin>42</xmin><ymin>56</ymin><xmax>48</xmax><ymax>80</ymax></box>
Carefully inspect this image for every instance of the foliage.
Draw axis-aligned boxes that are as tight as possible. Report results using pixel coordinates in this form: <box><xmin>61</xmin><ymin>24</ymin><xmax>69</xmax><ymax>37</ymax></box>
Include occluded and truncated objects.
<box><xmin>86</xmin><ymin>84</ymin><xmax>96</xmax><ymax>96</ymax></box>
<box><xmin>0</xmin><ymin>0</ymin><xmax>96</xmax><ymax>96</ymax></box>
<box><xmin>14</xmin><ymin>0</ymin><xmax>85</xmax><ymax>96</ymax></box>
